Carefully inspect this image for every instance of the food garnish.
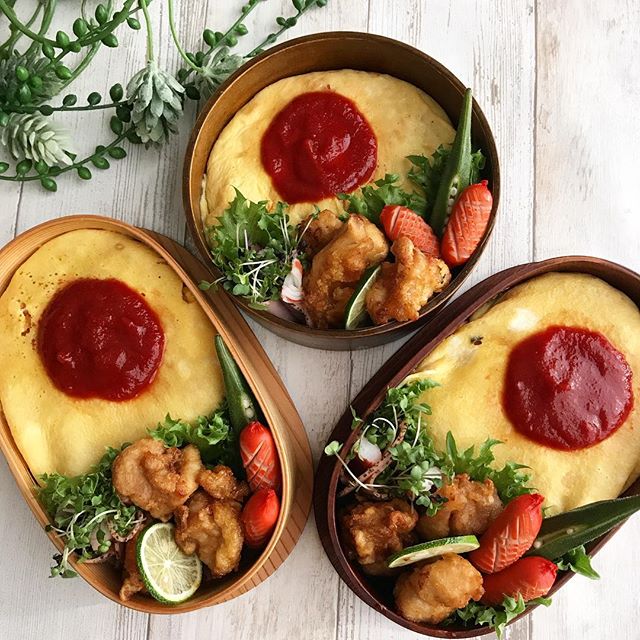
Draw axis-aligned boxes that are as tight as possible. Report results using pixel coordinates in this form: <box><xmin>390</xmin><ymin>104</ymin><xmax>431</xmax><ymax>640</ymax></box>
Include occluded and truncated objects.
<box><xmin>215</xmin><ymin>335</ymin><xmax>259</xmax><ymax>432</ymax></box>
<box><xmin>441</xmin><ymin>180</ymin><xmax>493</xmax><ymax>267</ymax></box>
<box><xmin>526</xmin><ymin>495</ymin><xmax>640</xmax><ymax>561</ymax></box>
<box><xmin>339</xmin><ymin>173</ymin><xmax>428</xmax><ymax>224</ymax></box>
<box><xmin>379</xmin><ymin>205</ymin><xmax>440</xmax><ymax>256</ymax></box>
<box><xmin>343</xmin><ymin>264</ymin><xmax>382</xmax><ymax>330</ymax></box>
<box><xmin>387</xmin><ymin>536</ymin><xmax>480</xmax><ymax>568</ymax></box>
<box><xmin>203</xmin><ymin>190</ymin><xmax>306</xmax><ymax>308</ymax></box>
<box><xmin>241</xmin><ymin>488</ymin><xmax>280</xmax><ymax>548</ymax></box>
<box><xmin>469</xmin><ymin>493</ymin><xmax>544</xmax><ymax>573</ymax></box>
<box><xmin>452</xmin><ymin>594</ymin><xmax>552</xmax><ymax>639</ymax></box>
<box><xmin>430</xmin><ymin>88</ymin><xmax>475</xmax><ymax>236</ymax></box>
<box><xmin>136</xmin><ymin>522</ymin><xmax>203</xmax><ymax>604</ymax></box>
<box><xmin>480</xmin><ymin>556</ymin><xmax>558</xmax><ymax>606</ymax></box>
<box><xmin>149</xmin><ymin>405</ymin><xmax>239</xmax><ymax>471</ymax></box>
<box><xmin>39</xmin><ymin>446</ymin><xmax>143</xmax><ymax>578</ymax></box>
<box><xmin>240</xmin><ymin>421</ymin><xmax>282</xmax><ymax>492</ymax></box>
<box><xmin>325</xmin><ymin>380</ymin><xmax>533</xmax><ymax>511</ymax></box>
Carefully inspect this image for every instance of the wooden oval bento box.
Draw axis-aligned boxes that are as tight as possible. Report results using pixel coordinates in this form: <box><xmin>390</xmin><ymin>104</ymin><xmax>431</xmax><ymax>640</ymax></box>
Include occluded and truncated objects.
<box><xmin>314</xmin><ymin>256</ymin><xmax>640</xmax><ymax>636</ymax></box>
<box><xmin>183</xmin><ymin>31</ymin><xmax>501</xmax><ymax>351</ymax></box>
<box><xmin>0</xmin><ymin>215</ymin><xmax>313</xmax><ymax>614</ymax></box>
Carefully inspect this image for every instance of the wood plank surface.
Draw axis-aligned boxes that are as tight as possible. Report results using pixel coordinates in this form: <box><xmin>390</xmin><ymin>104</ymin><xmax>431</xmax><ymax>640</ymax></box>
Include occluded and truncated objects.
<box><xmin>1</xmin><ymin>1</ymin><xmax>639</xmax><ymax>639</ymax></box>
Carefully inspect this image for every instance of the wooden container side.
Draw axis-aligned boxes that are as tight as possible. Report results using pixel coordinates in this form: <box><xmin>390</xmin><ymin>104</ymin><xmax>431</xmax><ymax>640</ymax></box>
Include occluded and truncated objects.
<box><xmin>314</xmin><ymin>256</ymin><xmax>640</xmax><ymax>636</ymax></box>
<box><xmin>183</xmin><ymin>31</ymin><xmax>501</xmax><ymax>350</ymax></box>
<box><xmin>0</xmin><ymin>215</ymin><xmax>313</xmax><ymax>614</ymax></box>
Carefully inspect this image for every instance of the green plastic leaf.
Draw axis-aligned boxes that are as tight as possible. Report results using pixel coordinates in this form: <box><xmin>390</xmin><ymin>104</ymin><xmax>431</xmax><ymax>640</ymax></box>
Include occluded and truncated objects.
<box><xmin>108</xmin><ymin>146</ymin><xmax>127</xmax><ymax>160</ymax></box>
<box><xmin>42</xmin><ymin>43</ymin><xmax>55</xmax><ymax>59</ymax></box>
<box><xmin>102</xmin><ymin>34</ymin><xmax>118</xmax><ymax>48</ymax></box>
<box><xmin>110</xmin><ymin>116</ymin><xmax>123</xmax><ymax>135</ymax></box>
<box><xmin>62</xmin><ymin>94</ymin><xmax>78</xmax><ymax>107</ymax></box>
<box><xmin>0</xmin><ymin>162</ymin><xmax>9</xmax><ymax>174</ymax></box>
<box><xmin>39</xmin><ymin>105</ymin><xmax>54</xmax><ymax>116</ymax></box>
<box><xmin>35</xmin><ymin>161</ymin><xmax>49</xmax><ymax>176</ymax></box>
<box><xmin>109</xmin><ymin>83</ymin><xmax>124</xmax><ymax>102</ymax></box>
<box><xmin>40</xmin><ymin>177</ymin><xmax>57</xmax><ymax>192</ymax></box>
<box><xmin>16</xmin><ymin>159</ymin><xmax>33</xmax><ymax>175</ymax></box>
<box><xmin>186</xmin><ymin>85</ymin><xmax>200</xmax><ymax>100</ymax></box>
<box><xmin>203</xmin><ymin>29</ymin><xmax>216</xmax><ymax>46</ymax></box>
<box><xmin>55</xmin><ymin>65</ymin><xmax>72</xmax><ymax>81</ymax></box>
<box><xmin>95</xmin><ymin>4</ymin><xmax>109</xmax><ymax>25</ymax></box>
<box><xmin>73</xmin><ymin>18</ymin><xmax>89</xmax><ymax>37</ymax></box>
<box><xmin>17</xmin><ymin>85</ymin><xmax>32</xmax><ymax>104</ymax></box>
<box><xmin>15</xmin><ymin>65</ymin><xmax>29</xmax><ymax>82</ymax></box>
<box><xmin>91</xmin><ymin>156</ymin><xmax>110</xmax><ymax>170</ymax></box>
<box><xmin>87</xmin><ymin>92</ymin><xmax>102</xmax><ymax>106</ymax></box>
<box><xmin>77</xmin><ymin>166</ymin><xmax>92</xmax><ymax>180</ymax></box>
<box><xmin>127</xmin><ymin>17</ymin><xmax>141</xmax><ymax>30</ymax></box>
<box><xmin>55</xmin><ymin>31</ymin><xmax>70</xmax><ymax>49</ymax></box>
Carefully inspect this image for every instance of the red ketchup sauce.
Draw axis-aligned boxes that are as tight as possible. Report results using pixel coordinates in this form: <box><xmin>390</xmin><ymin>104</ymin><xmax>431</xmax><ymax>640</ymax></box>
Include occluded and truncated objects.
<box><xmin>260</xmin><ymin>91</ymin><xmax>378</xmax><ymax>204</ymax></box>
<box><xmin>38</xmin><ymin>278</ymin><xmax>164</xmax><ymax>401</ymax></box>
<box><xmin>503</xmin><ymin>325</ymin><xmax>633</xmax><ymax>450</ymax></box>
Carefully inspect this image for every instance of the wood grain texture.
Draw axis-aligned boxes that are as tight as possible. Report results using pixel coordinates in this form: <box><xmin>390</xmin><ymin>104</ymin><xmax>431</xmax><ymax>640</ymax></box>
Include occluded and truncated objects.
<box><xmin>0</xmin><ymin>1</ymin><xmax>638</xmax><ymax>639</ymax></box>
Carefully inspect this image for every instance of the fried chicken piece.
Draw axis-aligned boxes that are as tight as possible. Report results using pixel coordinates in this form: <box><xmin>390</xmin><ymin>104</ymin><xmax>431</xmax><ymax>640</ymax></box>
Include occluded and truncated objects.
<box><xmin>303</xmin><ymin>215</ymin><xmax>388</xmax><ymax>328</ymax></box>
<box><xmin>112</xmin><ymin>438</ymin><xmax>202</xmax><ymax>521</ymax></box>
<box><xmin>341</xmin><ymin>498</ymin><xmax>418</xmax><ymax>576</ymax></box>
<box><xmin>300</xmin><ymin>209</ymin><xmax>344</xmax><ymax>257</ymax></box>
<box><xmin>198</xmin><ymin>465</ymin><xmax>249</xmax><ymax>502</ymax></box>
<box><xmin>394</xmin><ymin>553</ymin><xmax>484</xmax><ymax>624</ymax></box>
<box><xmin>366</xmin><ymin>235</ymin><xmax>451</xmax><ymax>325</ymax></box>
<box><xmin>119</xmin><ymin>531</ymin><xmax>146</xmax><ymax>601</ymax></box>
<box><xmin>174</xmin><ymin>489</ymin><xmax>244</xmax><ymax>577</ymax></box>
<box><xmin>416</xmin><ymin>474</ymin><xmax>503</xmax><ymax>540</ymax></box>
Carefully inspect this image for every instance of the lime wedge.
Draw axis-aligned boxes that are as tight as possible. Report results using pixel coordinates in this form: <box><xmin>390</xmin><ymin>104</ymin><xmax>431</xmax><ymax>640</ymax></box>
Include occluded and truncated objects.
<box><xmin>136</xmin><ymin>522</ymin><xmax>202</xmax><ymax>604</ymax></box>
<box><xmin>387</xmin><ymin>535</ymin><xmax>480</xmax><ymax>568</ymax></box>
<box><xmin>344</xmin><ymin>265</ymin><xmax>381</xmax><ymax>330</ymax></box>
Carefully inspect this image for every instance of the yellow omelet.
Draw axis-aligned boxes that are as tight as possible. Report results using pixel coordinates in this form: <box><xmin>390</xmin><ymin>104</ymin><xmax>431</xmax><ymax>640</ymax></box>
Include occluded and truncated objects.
<box><xmin>0</xmin><ymin>229</ymin><xmax>224</xmax><ymax>478</ymax></box>
<box><xmin>202</xmin><ymin>69</ymin><xmax>455</xmax><ymax>227</ymax></box>
<box><xmin>408</xmin><ymin>273</ymin><xmax>640</xmax><ymax>514</ymax></box>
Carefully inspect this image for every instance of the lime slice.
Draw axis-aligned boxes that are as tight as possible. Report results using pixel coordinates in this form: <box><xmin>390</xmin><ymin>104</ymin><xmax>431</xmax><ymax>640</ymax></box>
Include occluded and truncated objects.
<box><xmin>136</xmin><ymin>522</ymin><xmax>202</xmax><ymax>604</ymax></box>
<box><xmin>344</xmin><ymin>265</ymin><xmax>381</xmax><ymax>330</ymax></box>
<box><xmin>387</xmin><ymin>535</ymin><xmax>480</xmax><ymax>568</ymax></box>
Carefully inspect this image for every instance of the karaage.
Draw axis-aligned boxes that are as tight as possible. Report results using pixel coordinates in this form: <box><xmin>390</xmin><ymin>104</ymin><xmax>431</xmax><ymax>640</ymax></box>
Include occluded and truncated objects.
<box><xmin>198</xmin><ymin>465</ymin><xmax>249</xmax><ymax>502</ymax></box>
<box><xmin>416</xmin><ymin>474</ymin><xmax>503</xmax><ymax>540</ymax></box>
<box><xmin>174</xmin><ymin>489</ymin><xmax>244</xmax><ymax>577</ymax></box>
<box><xmin>303</xmin><ymin>215</ymin><xmax>388</xmax><ymax>328</ymax></box>
<box><xmin>119</xmin><ymin>531</ymin><xmax>146</xmax><ymax>601</ymax></box>
<box><xmin>341</xmin><ymin>498</ymin><xmax>417</xmax><ymax>576</ymax></box>
<box><xmin>366</xmin><ymin>235</ymin><xmax>451</xmax><ymax>324</ymax></box>
<box><xmin>112</xmin><ymin>438</ymin><xmax>202</xmax><ymax>521</ymax></box>
<box><xmin>394</xmin><ymin>553</ymin><xmax>484</xmax><ymax>624</ymax></box>
<box><xmin>300</xmin><ymin>209</ymin><xmax>344</xmax><ymax>257</ymax></box>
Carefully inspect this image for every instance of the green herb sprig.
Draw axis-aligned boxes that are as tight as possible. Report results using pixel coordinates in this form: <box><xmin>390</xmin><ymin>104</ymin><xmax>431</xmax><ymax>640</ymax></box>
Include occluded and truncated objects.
<box><xmin>451</xmin><ymin>595</ymin><xmax>552</xmax><ymax>639</ymax></box>
<box><xmin>38</xmin><ymin>445</ymin><xmax>141</xmax><ymax>578</ymax></box>
<box><xmin>149</xmin><ymin>402</ymin><xmax>241</xmax><ymax>473</ymax></box>
<box><xmin>0</xmin><ymin>0</ymin><xmax>330</xmax><ymax>189</ymax></box>
<box><xmin>202</xmin><ymin>189</ymin><xmax>307</xmax><ymax>309</ymax></box>
<box><xmin>325</xmin><ymin>378</ymin><xmax>533</xmax><ymax>513</ymax></box>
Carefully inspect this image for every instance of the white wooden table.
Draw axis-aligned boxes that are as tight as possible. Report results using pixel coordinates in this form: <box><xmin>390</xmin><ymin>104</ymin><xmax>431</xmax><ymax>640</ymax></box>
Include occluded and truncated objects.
<box><xmin>1</xmin><ymin>1</ymin><xmax>639</xmax><ymax>639</ymax></box>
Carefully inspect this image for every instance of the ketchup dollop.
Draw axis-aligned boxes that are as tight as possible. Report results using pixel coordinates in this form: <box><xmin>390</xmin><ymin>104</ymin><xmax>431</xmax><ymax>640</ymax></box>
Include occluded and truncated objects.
<box><xmin>38</xmin><ymin>278</ymin><xmax>164</xmax><ymax>401</ymax></box>
<box><xmin>260</xmin><ymin>91</ymin><xmax>377</xmax><ymax>204</ymax></box>
<box><xmin>503</xmin><ymin>326</ymin><xmax>633</xmax><ymax>450</ymax></box>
